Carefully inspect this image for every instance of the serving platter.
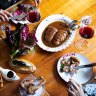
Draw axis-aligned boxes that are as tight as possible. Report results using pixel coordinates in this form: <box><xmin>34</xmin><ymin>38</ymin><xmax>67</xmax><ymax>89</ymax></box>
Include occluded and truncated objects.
<box><xmin>57</xmin><ymin>53</ymin><xmax>93</xmax><ymax>84</ymax></box>
<box><xmin>35</xmin><ymin>14</ymin><xmax>76</xmax><ymax>52</ymax></box>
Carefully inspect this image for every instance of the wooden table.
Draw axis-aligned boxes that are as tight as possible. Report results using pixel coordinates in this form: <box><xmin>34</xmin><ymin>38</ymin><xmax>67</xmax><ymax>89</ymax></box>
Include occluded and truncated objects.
<box><xmin>0</xmin><ymin>0</ymin><xmax>96</xmax><ymax>96</ymax></box>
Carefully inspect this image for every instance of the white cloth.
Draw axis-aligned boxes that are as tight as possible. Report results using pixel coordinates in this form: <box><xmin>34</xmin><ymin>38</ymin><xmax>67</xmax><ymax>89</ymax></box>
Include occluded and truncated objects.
<box><xmin>83</xmin><ymin>84</ymin><xmax>96</xmax><ymax>96</ymax></box>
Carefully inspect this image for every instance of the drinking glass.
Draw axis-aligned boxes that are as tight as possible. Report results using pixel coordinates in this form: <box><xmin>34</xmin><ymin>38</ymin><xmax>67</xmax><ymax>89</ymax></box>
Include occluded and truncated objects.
<box><xmin>27</xmin><ymin>9</ymin><xmax>41</xmax><ymax>23</ymax></box>
<box><xmin>74</xmin><ymin>16</ymin><xmax>95</xmax><ymax>51</ymax></box>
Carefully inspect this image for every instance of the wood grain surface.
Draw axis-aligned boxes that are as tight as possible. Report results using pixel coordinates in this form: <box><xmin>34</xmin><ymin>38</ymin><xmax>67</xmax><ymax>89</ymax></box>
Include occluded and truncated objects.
<box><xmin>0</xmin><ymin>0</ymin><xmax>96</xmax><ymax>96</ymax></box>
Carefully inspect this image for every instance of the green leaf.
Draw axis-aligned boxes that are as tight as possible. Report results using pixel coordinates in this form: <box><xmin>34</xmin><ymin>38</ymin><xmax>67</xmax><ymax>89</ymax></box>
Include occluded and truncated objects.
<box><xmin>10</xmin><ymin>49</ymin><xmax>19</xmax><ymax>59</ymax></box>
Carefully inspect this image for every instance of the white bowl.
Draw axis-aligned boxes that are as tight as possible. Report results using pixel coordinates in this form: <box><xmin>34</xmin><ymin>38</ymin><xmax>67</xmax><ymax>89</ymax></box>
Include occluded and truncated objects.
<box><xmin>35</xmin><ymin>14</ymin><xmax>76</xmax><ymax>52</ymax></box>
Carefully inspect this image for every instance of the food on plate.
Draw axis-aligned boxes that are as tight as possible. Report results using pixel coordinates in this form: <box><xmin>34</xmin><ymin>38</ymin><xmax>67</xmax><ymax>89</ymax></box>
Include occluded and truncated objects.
<box><xmin>42</xmin><ymin>21</ymin><xmax>71</xmax><ymax>47</ymax></box>
<box><xmin>19</xmin><ymin>75</ymin><xmax>45</xmax><ymax>96</ymax></box>
<box><xmin>52</xmin><ymin>29</ymin><xmax>68</xmax><ymax>45</ymax></box>
<box><xmin>0</xmin><ymin>73</ymin><xmax>3</xmax><ymax>88</ymax></box>
<box><xmin>45</xmin><ymin>26</ymin><xmax>58</xmax><ymax>42</ymax></box>
<box><xmin>12</xmin><ymin>4</ymin><xmax>41</xmax><ymax>23</ymax></box>
<box><xmin>60</xmin><ymin>57</ymin><xmax>80</xmax><ymax>73</ymax></box>
<box><xmin>9</xmin><ymin>59</ymin><xmax>36</xmax><ymax>73</ymax></box>
<box><xmin>2</xmin><ymin>23</ymin><xmax>37</xmax><ymax>58</ymax></box>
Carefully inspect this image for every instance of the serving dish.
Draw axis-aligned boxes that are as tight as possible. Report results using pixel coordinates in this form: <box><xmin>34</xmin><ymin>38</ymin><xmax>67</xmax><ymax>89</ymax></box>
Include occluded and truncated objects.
<box><xmin>35</xmin><ymin>14</ymin><xmax>76</xmax><ymax>52</ymax></box>
<box><xmin>57</xmin><ymin>53</ymin><xmax>93</xmax><ymax>84</ymax></box>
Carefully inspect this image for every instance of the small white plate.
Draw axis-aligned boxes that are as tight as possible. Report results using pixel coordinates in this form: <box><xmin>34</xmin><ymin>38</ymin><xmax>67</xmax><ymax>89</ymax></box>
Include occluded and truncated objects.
<box><xmin>35</xmin><ymin>14</ymin><xmax>76</xmax><ymax>52</ymax></box>
<box><xmin>57</xmin><ymin>53</ymin><xmax>93</xmax><ymax>84</ymax></box>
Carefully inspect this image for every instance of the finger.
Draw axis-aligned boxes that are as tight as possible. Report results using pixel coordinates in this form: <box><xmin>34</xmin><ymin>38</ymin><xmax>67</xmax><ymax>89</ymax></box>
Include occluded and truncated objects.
<box><xmin>70</xmin><ymin>79</ymin><xmax>80</xmax><ymax>86</ymax></box>
<box><xmin>68</xmin><ymin>88</ymin><xmax>76</xmax><ymax>96</ymax></box>
<box><xmin>34</xmin><ymin>0</ymin><xmax>39</xmax><ymax>6</ymax></box>
<box><xmin>69</xmin><ymin>85</ymin><xmax>78</xmax><ymax>94</ymax></box>
<box><xmin>0</xmin><ymin>15</ymin><xmax>5</xmax><ymax>21</ymax></box>
<box><xmin>0</xmin><ymin>13</ymin><xmax>9</xmax><ymax>21</ymax></box>
<box><xmin>70</xmin><ymin>79</ymin><xmax>80</xmax><ymax>90</ymax></box>
<box><xmin>3</xmin><ymin>10</ymin><xmax>13</xmax><ymax>17</ymax></box>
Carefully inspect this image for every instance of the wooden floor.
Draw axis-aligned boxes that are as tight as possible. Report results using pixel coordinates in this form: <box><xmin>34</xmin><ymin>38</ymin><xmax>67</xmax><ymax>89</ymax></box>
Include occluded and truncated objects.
<box><xmin>0</xmin><ymin>0</ymin><xmax>96</xmax><ymax>96</ymax></box>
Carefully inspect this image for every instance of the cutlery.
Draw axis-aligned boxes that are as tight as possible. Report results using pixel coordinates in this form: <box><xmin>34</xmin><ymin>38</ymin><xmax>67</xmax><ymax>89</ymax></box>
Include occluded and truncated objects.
<box><xmin>76</xmin><ymin>63</ymin><xmax>96</xmax><ymax>70</ymax></box>
<box><xmin>68</xmin><ymin>20</ymin><xmax>79</xmax><ymax>30</ymax></box>
<box><xmin>9</xmin><ymin>14</ymin><xmax>26</xmax><ymax>20</ymax></box>
<box><xmin>68</xmin><ymin>15</ymin><xmax>92</xmax><ymax>30</ymax></box>
<box><xmin>69</xmin><ymin>63</ymin><xmax>96</xmax><ymax>78</ymax></box>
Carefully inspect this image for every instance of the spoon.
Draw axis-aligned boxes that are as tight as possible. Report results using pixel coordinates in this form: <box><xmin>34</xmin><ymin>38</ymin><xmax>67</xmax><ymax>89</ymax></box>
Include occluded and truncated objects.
<box><xmin>0</xmin><ymin>67</ymin><xmax>20</xmax><ymax>81</ymax></box>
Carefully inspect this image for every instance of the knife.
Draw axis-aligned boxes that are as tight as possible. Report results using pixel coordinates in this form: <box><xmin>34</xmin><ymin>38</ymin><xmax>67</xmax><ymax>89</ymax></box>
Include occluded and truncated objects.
<box><xmin>9</xmin><ymin>14</ymin><xmax>26</xmax><ymax>20</ymax></box>
<box><xmin>76</xmin><ymin>63</ymin><xmax>96</xmax><ymax>70</ymax></box>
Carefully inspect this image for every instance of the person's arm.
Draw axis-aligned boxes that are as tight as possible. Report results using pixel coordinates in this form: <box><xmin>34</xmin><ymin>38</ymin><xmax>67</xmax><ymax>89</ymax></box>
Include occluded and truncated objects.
<box><xmin>0</xmin><ymin>9</ymin><xmax>12</xmax><ymax>22</ymax></box>
<box><xmin>68</xmin><ymin>79</ymin><xmax>84</xmax><ymax>96</ymax></box>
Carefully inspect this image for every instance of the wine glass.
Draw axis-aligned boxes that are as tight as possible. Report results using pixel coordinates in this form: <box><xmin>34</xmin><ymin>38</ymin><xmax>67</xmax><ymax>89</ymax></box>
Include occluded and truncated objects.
<box><xmin>74</xmin><ymin>16</ymin><xmax>95</xmax><ymax>51</ymax></box>
<box><xmin>27</xmin><ymin>9</ymin><xmax>41</xmax><ymax>23</ymax></box>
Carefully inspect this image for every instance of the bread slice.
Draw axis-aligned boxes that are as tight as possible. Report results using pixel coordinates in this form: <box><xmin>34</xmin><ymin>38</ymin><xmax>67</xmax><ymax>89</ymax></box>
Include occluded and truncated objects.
<box><xmin>9</xmin><ymin>59</ymin><xmax>36</xmax><ymax>73</ymax></box>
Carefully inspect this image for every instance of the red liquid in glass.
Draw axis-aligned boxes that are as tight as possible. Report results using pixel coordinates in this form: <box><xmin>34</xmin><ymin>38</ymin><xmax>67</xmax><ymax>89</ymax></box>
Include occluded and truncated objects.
<box><xmin>27</xmin><ymin>11</ymin><xmax>40</xmax><ymax>23</ymax></box>
<box><xmin>79</xmin><ymin>26</ymin><xmax>94</xmax><ymax>39</ymax></box>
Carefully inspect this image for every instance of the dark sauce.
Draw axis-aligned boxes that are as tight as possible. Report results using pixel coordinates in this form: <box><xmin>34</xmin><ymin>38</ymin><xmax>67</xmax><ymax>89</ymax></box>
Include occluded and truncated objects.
<box><xmin>42</xmin><ymin>21</ymin><xmax>70</xmax><ymax>47</ymax></box>
<box><xmin>7</xmin><ymin>71</ymin><xmax>14</xmax><ymax>78</ymax></box>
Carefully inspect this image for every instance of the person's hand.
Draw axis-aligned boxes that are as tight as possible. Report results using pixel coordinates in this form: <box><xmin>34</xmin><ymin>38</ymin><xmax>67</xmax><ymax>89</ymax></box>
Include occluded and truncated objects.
<box><xmin>68</xmin><ymin>79</ymin><xmax>84</xmax><ymax>96</ymax></box>
<box><xmin>0</xmin><ymin>9</ymin><xmax>12</xmax><ymax>22</ymax></box>
<box><xmin>34</xmin><ymin>0</ymin><xmax>42</xmax><ymax>6</ymax></box>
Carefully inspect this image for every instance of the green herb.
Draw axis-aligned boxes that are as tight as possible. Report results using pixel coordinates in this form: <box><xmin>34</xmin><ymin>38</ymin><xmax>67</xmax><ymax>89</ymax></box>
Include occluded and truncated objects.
<box><xmin>60</xmin><ymin>63</ymin><xmax>65</xmax><ymax>72</ymax></box>
<box><xmin>10</xmin><ymin>49</ymin><xmax>20</xmax><ymax>59</ymax></box>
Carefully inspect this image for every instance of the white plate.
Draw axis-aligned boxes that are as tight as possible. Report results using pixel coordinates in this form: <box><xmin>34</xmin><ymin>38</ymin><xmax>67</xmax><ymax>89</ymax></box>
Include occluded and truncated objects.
<box><xmin>11</xmin><ymin>4</ymin><xmax>31</xmax><ymax>24</ymax></box>
<box><xmin>57</xmin><ymin>53</ymin><xmax>93</xmax><ymax>84</ymax></box>
<box><xmin>35</xmin><ymin>14</ymin><xmax>76</xmax><ymax>52</ymax></box>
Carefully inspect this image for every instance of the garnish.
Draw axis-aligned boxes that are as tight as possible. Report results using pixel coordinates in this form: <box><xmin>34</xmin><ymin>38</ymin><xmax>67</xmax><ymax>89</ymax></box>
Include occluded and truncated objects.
<box><xmin>60</xmin><ymin>63</ymin><xmax>64</xmax><ymax>72</ymax></box>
